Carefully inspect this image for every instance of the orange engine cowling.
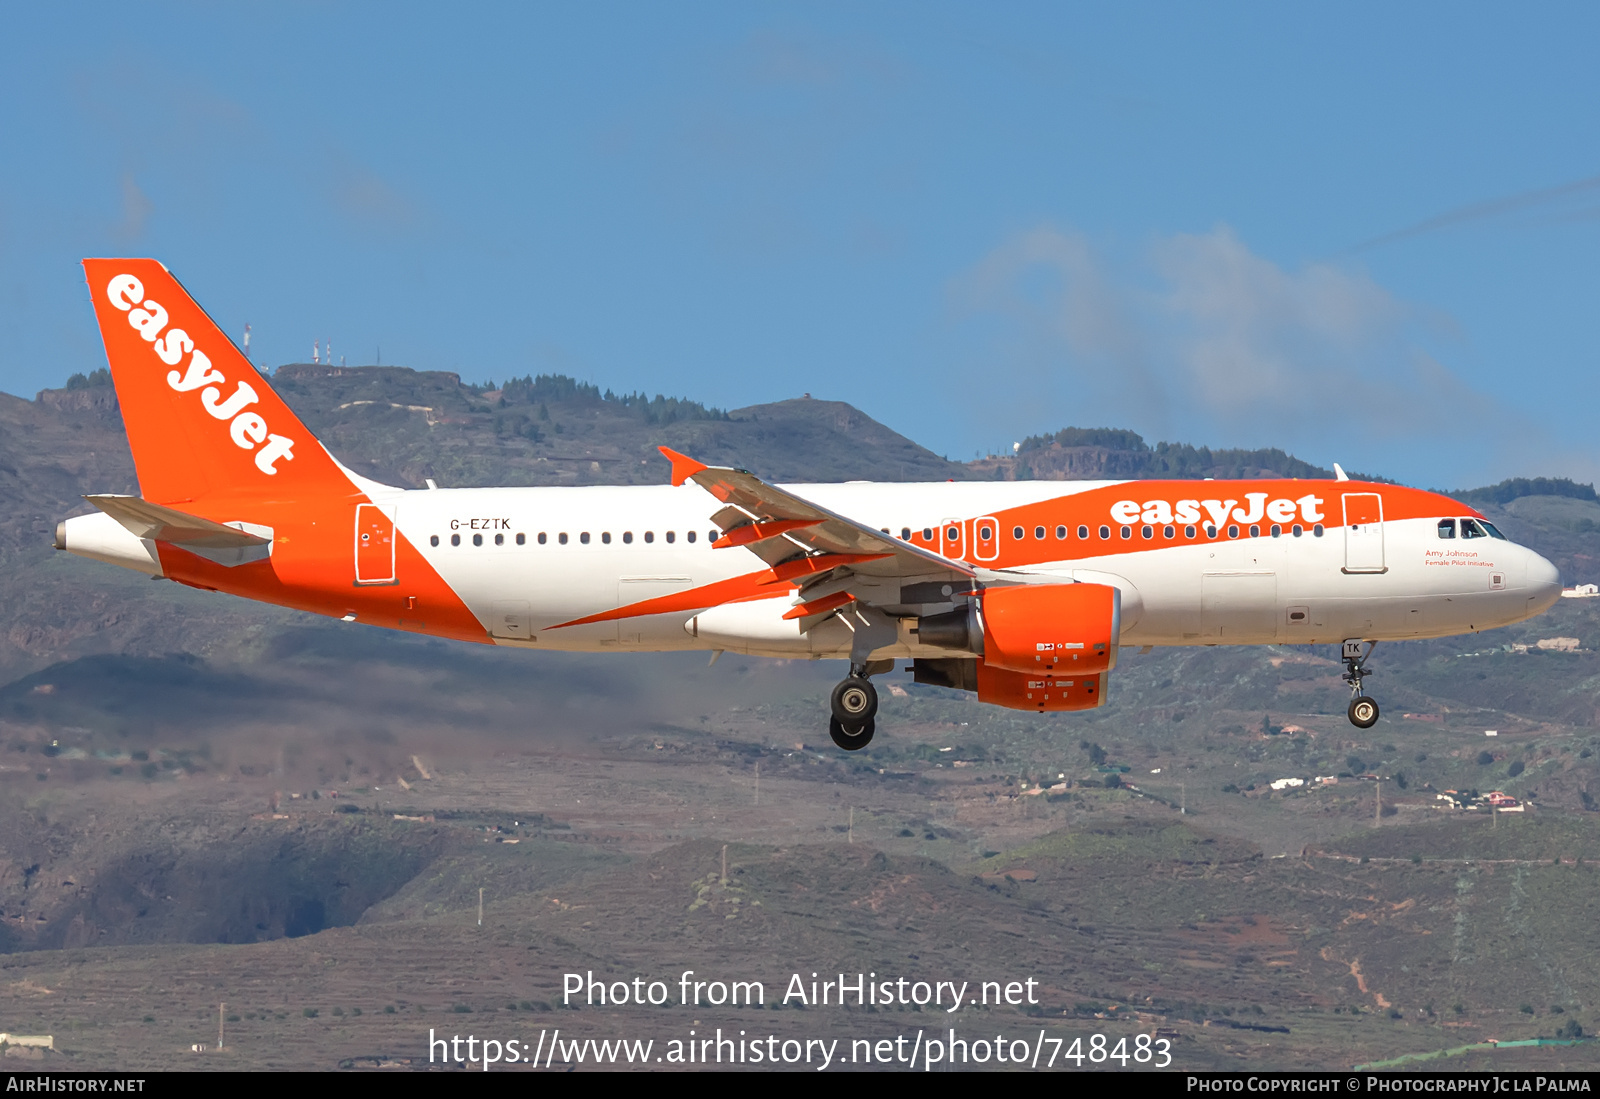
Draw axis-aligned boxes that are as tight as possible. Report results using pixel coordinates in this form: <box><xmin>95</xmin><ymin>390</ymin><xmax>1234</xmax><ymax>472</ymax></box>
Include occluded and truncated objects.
<box><xmin>980</xmin><ymin>582</ymin><xmax>1120</xmax><ymax>675</ymax></box>
<box><xmin>975</xmin><ymin>664</ymin><xmax>1108</xmax><ymax>712</ymax></box>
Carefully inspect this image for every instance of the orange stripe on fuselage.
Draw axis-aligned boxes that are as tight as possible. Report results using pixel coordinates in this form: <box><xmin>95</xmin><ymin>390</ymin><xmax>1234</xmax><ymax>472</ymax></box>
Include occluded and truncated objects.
<box><xmin>908</xmin><ymin>481</ymin><xmax>1477</xmax><ymax>569</ymax></box>
<box><xmin>548</xmin><ymin>552</ymin><xmax>896</xmax><ymax>630</ymax></box>
<box><xmin>155</xmin><ymin>493</ymin><xmax>491</xmax><ymax>644</ymax></box>
<box><xmin>548</xmin><ymin>568</ymin><xmax>791</xmax><ymax>630</ymax></box>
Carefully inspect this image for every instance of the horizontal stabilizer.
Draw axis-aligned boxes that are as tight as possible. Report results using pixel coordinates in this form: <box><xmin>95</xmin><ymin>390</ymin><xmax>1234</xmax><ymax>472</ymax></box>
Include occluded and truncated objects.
<box><xmin>84</xmin><ymin>495</ymin><xmax>270</xmax><ymax>549</ymax></box>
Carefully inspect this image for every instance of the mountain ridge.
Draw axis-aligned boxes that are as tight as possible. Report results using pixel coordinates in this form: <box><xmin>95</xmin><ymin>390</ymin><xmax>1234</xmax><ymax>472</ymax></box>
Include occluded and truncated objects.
<box><xmin>2</xmin><ymin>363</ymin><xmax>1595</xmax><ymax>681</ymax></box>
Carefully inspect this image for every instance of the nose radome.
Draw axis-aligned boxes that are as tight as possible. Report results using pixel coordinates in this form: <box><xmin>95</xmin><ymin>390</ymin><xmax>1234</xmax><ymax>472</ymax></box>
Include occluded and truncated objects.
<box><xmin>1525</xmin><ymin>550</ymin><xmax>1562</xmax><ymax>614</ymax></box>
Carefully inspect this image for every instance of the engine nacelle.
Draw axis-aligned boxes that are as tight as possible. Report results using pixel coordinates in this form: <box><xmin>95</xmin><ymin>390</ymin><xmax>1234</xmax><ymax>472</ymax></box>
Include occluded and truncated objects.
<box><xmin>980</xmin><ymin>582</ymin><xmax>1119</xmax><ymax>675</ymax></box>
<box><xmin>911</xmin><ymin>658</ymin><xmax>1109</xmax><ymax>712</ymax></box>
<box><xmin>976</xmin><ymin>664</ymin><xmax>1107</xmax><ymax>712</ymax></box>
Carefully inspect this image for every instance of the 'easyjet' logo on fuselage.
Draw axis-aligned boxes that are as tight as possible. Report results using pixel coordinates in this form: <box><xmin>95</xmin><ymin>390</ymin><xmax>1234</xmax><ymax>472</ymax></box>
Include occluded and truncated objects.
<box><xmin>1109</xmin><ymin>493</ymin><xmax>1325</xmax><ymax>528</ymax></box>
<box><xmin>105</xmin><ymin>274</ymin><xmax>295</xmax><ymax>475</ymax></box>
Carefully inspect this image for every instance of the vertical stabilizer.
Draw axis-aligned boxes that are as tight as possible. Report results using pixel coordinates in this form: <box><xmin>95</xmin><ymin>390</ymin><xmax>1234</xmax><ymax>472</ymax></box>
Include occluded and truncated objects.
<box><xmin>81</xmin><ymin>259</ymin><xmax>353</xmax><ymax>505</ymax></box>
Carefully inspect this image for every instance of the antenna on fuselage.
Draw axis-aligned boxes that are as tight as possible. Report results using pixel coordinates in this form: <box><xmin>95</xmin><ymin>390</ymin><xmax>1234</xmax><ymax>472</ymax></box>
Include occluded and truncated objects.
<box><xmin>1333</xmin><ymin>463</ymin><xmax>1351</xmax><ymax>482</ymax></box>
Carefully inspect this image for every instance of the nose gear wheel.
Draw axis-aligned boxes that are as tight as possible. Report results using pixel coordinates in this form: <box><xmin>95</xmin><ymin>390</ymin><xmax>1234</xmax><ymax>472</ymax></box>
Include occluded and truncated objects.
<box><xmin>1348</xmin><ymin>696</ymin><xmax>1379</xmax><ymax>729</ymax></box>
<box><xmin>829</xmin><ymin>716</ymin><xmax>876</xmax><ymax>751</ymax></box>
<box><xmin>1341</xmin><ymin>640</ymin><xmax>1379</xmax><ymax>728</ymax></box>
<box><xmin>830</xmin><ymin>676</ymin><xmax>878</xmax><ymax>724</ymax></box>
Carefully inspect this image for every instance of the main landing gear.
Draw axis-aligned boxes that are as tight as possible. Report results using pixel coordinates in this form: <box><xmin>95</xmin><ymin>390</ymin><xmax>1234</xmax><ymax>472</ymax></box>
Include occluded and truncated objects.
<box><xmin>1342</xmin><ymin>639</ymin><xmax>1380</xmax><ymax>729</ymax></box>
<box><xmin>828</xmin><ymin>664</ymin><xmax>880</xmax><ymax>751</ymax></box>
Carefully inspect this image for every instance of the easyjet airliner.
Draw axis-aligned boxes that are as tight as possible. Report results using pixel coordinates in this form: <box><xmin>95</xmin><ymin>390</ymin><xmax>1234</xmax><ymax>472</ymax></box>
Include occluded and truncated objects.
<box><xmin>56</xmin><ymin>260</ymin><xmax>1563</xmax><ymax>750</ymax></box>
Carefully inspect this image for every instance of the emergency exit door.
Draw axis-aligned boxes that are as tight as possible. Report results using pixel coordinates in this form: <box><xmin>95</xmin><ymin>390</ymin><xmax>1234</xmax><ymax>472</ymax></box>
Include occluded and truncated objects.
<box><xmin>355</xmin><ymin>504</ymin><xmax>396</xmax><ymax>584</ymax></box>
<box><xmin>939</xmin><ymin>519</ymin><xmax>965</xmax><ymax>561</ymax></box>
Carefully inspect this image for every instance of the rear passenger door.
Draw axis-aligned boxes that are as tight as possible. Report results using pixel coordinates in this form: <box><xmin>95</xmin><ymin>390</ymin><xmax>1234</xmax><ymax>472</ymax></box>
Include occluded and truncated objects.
<box><xmin>355</xmin><ymin>504</ymin><xmax>396</xmax><ymax>585</ymax></box>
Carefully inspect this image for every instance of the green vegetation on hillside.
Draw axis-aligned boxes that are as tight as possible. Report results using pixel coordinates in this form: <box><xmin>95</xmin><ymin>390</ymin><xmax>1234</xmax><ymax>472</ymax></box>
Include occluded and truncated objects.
<box><xmin>63</xmin><ymin>367</ymin><xmax>111</xmax><ymax>390</ymax></box>
<box><xmin>492</xmin><ymin>373</ymin><xmax>730</xmax><ymax>426</ymax></box>
<box><xmin>1012</xmin><ymin>425</ymin><xmax>1338</xmax><ymax>480</ymax></box>
<box><xmin>1454</xmin><ymin>477</ymin><xmax>1598</xmax><ymax>508</ymax></box>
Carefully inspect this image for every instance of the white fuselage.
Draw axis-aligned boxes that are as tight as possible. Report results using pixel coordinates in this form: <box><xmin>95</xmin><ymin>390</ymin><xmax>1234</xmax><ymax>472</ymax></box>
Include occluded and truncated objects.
<box><xmin>386</xmin><ymin>480</ymin><xmax>1562</xmax><ymax>658</ymax></box>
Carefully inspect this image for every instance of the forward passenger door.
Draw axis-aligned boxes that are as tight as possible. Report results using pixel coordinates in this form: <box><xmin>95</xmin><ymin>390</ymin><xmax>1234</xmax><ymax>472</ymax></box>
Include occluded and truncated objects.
<box><xmin>1342</xmin><ymin>493</ymin><xmax>1386</xmax><ymax>574</ymax></box>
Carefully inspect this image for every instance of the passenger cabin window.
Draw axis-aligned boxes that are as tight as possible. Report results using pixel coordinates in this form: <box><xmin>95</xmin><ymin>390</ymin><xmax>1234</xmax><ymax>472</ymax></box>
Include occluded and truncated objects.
<box><xmin>516</xmin><ymin>533</ymin><xmax>526</xmax><ymax>545</ymax></box>
<box><xmin>687</xmin><ymin>531</ymin><xmax>696</xmax><ymax>543</ymax></box>
<box><xmin>430</xmin><ymin>535</ymin><xmax>439</xmax><ymax>547</ymax></box>
<box><xmin>1227</xmin><ymin>525</ymin><xmax>1240</xmax><ymax>538</ymax></box>
<box><xmin>1270</xmin><ymin>524</ymin><xmax>1281</xmax><ymax>538</ymax></box>
<box><xmin>709</xmin><ymin>530</ymin><xmax>718</xmax><ymax>543</ymax></box>
<box><xmin>1034</xmin><ymin>526</ymin><xmax>1046</xmax><ymax>540</ymax></box>
<box><xmin>602</xmin><ymin>532</ymin><xmax>612</xmax><ymax>544</ymax></box>
<box><xmin>473</xmin><ymin>533</ymin><xmax>483</xmax><ymax>546</ymax></box>
<box><xmin>644</xmin><ymin>531</ymin><xmax>654</xmax><ymax>543</ymax></box>
<box><xmin>666</xmin><ymin>531</ymin><xmax>675</xmax><ymax>543</ymax></box>
<box><xmin>1055</xmin><ymin>525</ymin><xmax>1067</xmax><ymax>539</ymax></box>
<box><xmin>1313</xmin><ymin>524</ymin><xmax>1324</xmax><ymax>536</ymax></box>
<box><xmin>580</xmin><ymin>532</ymin><xmax>590</xmax><ymax>544</ymax></box>
<box><xmin>495</xmin><ymin>533</ymin><xmax>504</xmax><ymax>545</ymax></box>
<box><xmin>1292</xmin><ymin>524</ymin><xmax>1303</xmax><ymax>537</ymax></box>
<box><xmin>1120</xmin><ymin>525</ymin><xmax>1132</xmax><ymax>539</ymax></box>
<box><xmin>1438</xmin><ymin>519</ymin><xmax>1456</xmax><ymax>539</ymax></box>
<box><xmin>622</xmin><ymin>531</ymin><xmax>632</xmax><ymax>544</ymax></box>
<box><xmin>1249</xmin><ymin>524</ymin><xmax>1260</xmax><ymax>538</ymax></box>
<box><xmin>923</xmin><ymin>528</ymin><xmax>934</xmax><ymax>541</ymax></box>
<box><xmin>1205</xmin><ymin>525</ymin><xmax>1217</xmax><ymax>538</ymax></box>
<box><xmin>538</xmin><ymin>533</ymin><xmax>547</xmax><ymax>544</ymax></box>
<box><xmin>1099</xmin><ymin>525</ymin><xmax>1110</xmax><ymax>539</ymax></box>
<box><xmin>1141</xmin><ymin>525</ymin><xmax>1153</xmax><ymax>539</ymax></box>
<box><xmin>559</xmin><ymin>533</ymin><xmax>568</xmax><ymax>545</ymax></box>
<box><xmin>1012</xmin><ymin>526</ymin><xmax>1024</xmax><ymax>540</ymax></box>
<box><xmin>451</xmin><ymin>533</ymin><xmax>460</xmax><ymax>547</ymax></box>
<box><xmin>1078</xmin><ymin>525</ymin><xmax>1089</xmax><ymax>540</ymax></box>
<box><xmin>1184</xmin><ymin>525</ymin><xmax>1195</xmax><ymax>538</ymax></box>
<box><xmin>1163</xmin><ymin>525</ymin><xmax>1175</xmax><ymax>539</ymax></box>
<box><xmin>901</xmin><ymin>527</ymin><xmax>911</xmax><ymax>540</ymax></box>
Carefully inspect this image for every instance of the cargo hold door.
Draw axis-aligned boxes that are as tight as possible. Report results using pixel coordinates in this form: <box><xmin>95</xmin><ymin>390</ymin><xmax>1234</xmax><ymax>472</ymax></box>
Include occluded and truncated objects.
<box><xmin>617</xmin><ymin>576</ymin><xmax>693</xmax><ymax>644</ymax></box>
<box><xmin>1201</xmin><ymin>572</ymin><xmax>1278</xmax><ymax>641</ymax></box>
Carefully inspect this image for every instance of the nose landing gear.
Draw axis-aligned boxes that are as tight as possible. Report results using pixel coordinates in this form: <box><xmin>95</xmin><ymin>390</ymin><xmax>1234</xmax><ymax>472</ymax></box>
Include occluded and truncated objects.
<box><xmin>828</xmin><ymin>665</ymin><xmax>880</xmax><ymax>751</ymax></box>
<box><xmin>1342</xmin><ymin>640</ymin><xmax>1380</xmax><ymax>729</ymax></box>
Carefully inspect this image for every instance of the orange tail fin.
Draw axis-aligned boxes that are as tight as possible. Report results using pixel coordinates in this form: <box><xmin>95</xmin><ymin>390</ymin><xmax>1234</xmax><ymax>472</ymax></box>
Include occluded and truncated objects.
<box><xmin>82</xmin><ymin>259</ymin><xmax>354</xmax><ymax>506</ymax></box>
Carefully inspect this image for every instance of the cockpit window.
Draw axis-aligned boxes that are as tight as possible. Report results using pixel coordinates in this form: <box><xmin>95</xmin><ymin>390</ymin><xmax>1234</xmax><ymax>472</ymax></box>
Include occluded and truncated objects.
<box><xmin>1480</xmin><ymin>521</ymin><xmax>1507</xmax><ymax>540</ymax></box>
<box><xmin>1437</xmin><ymin>519</ymin><xmax>1456</xmax><ymax>539</ymax></box>
<box><xmin>1460</xmin><ymin>518</ymin><xmax>1488</xmax><ymax>539</ymax></box>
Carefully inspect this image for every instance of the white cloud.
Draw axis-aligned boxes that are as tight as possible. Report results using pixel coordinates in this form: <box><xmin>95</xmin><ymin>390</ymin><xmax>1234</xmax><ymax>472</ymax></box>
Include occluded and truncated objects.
<box><xmin>950</xmin><ymin>224</ymin><xmax>1547</xmax><ymax>485</ymax></box>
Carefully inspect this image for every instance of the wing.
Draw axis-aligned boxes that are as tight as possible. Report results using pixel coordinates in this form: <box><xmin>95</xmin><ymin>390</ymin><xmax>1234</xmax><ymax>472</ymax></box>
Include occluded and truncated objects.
<box><xmin>659</xmin><ymin>447</ymin><xmax>973</xmax><ymax>622</ymax></box>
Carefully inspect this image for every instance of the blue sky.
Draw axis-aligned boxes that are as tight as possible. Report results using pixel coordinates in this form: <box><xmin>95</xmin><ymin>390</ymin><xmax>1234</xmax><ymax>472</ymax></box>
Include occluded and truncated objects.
<box><xmin>2</xmin><ymin>2</ymin><xmax>1596</xmax><ymax>489</ymax></box>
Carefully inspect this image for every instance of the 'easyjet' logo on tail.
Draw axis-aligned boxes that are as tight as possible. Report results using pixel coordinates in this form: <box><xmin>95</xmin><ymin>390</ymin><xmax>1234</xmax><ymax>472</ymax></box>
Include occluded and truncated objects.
<box><xmin>1110</xmin><ymin>493</ymin><xmax>1325</xmax><ymax>527</ymax></box>
<box><xmin>105</xmin><ymin>274</ymin><xmax>295</xmax><ymax>476</ymax></box>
